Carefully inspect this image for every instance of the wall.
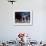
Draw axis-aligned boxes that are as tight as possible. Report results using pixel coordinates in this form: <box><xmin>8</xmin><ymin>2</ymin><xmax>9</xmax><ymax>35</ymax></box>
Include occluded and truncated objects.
<box><xmin>0</xmin><ymin>0</ymin><xmax>46</xmax><ymax>42</ymax></box>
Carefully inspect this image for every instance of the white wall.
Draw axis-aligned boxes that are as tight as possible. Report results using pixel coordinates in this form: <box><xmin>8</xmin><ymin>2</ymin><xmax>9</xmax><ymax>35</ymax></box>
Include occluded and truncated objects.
<box><xmin>0</xmin><ymin>0</ymin><xmax>46</xmax><ymax>42</ymax></box>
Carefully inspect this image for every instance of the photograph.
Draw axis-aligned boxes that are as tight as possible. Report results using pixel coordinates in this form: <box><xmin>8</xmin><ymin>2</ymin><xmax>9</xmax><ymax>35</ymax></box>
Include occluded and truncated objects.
<box><xmin>15</xmin><ymin>10</ymin><xmax>32</xmax><ymax>26</ymax></box>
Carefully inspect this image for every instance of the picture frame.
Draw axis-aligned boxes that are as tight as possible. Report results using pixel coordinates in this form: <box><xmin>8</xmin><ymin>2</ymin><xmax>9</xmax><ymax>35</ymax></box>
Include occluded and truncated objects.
<box><xmin>14</xmin><ymin>10</ymin><xmax>33</xmax><ymax>26</ymax></box>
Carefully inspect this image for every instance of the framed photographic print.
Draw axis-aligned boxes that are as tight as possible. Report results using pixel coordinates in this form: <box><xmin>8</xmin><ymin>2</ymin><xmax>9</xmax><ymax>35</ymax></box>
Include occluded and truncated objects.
<box><xmin>14</xmin><ymin>10</ymin><xmax>33</xmax><ymax>26</ymax></box>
